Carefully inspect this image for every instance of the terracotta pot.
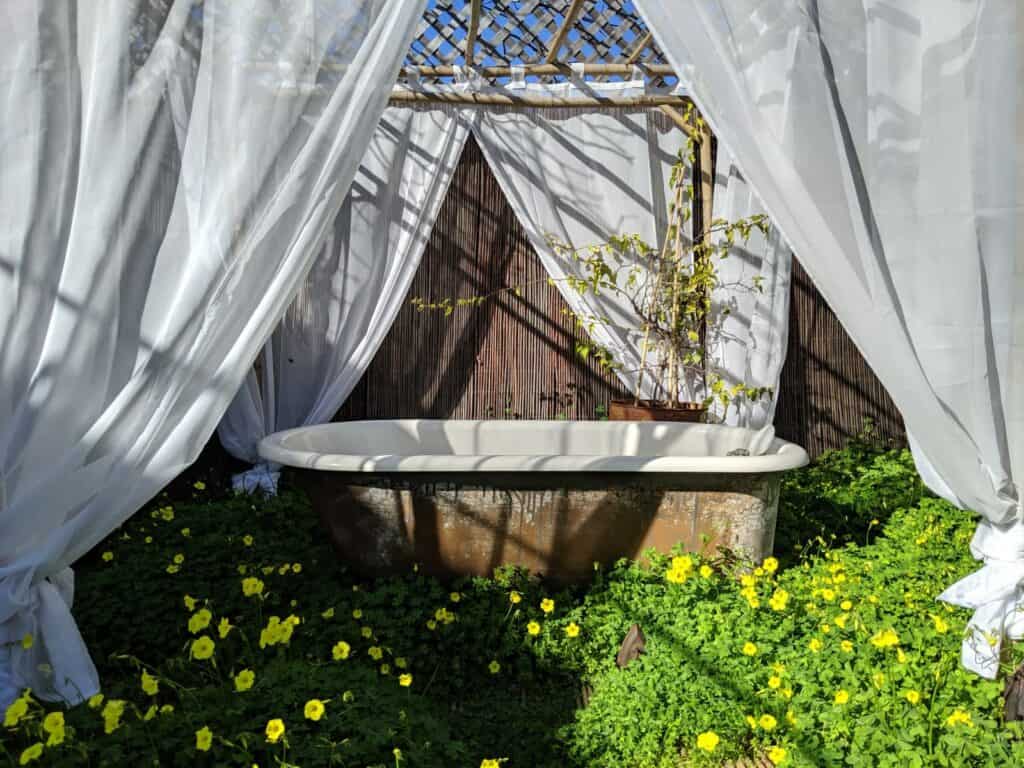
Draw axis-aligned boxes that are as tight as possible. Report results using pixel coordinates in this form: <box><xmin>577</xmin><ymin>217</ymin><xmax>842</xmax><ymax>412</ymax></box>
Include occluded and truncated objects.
<box><xmin>609</xmin><ymin>399</ymin><xmax>706</xmax><ymax>423</ymax></box>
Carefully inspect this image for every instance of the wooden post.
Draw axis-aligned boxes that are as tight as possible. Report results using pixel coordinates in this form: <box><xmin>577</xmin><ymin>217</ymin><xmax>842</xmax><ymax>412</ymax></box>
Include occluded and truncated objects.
<box><xmin>389</xmin><ymin>90</ymin><xmax>692</xmax><ymax>109</ymax></box>
<box><xmin>545</xmin><ymin>0</ymin><xmax>586</xmax><ymax>64</ymax></box>
<box><xmin>696</xmin><ymin>121</ymin><xmax>715</xmax><ymax>400</ymax></box>
<box><xmin>465</xmin><ymin>0</ymin><xmax>482</xmax><ymax>66</ymax></box>
<box><xmin>658</xmin><ymin>105</ymin><xmax>697</xmax><ymax>139</ymax></box>
<box><xmin>625</xmin><ymin>31</ymin><xmax>652</xmax><ymax>65</ymax></box>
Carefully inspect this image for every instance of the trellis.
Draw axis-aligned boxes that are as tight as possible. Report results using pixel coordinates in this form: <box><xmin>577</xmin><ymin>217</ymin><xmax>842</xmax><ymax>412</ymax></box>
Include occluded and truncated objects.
<box><xmin>396</xmin><ymin>0</ymin><xmax>714</xmax><ymax>246</ymax></box>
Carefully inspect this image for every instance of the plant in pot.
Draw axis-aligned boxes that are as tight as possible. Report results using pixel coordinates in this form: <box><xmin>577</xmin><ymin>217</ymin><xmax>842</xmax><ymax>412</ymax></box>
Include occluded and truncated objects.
<box><xmin>410</xmin><ymin>132</ymin><xmax>773</xmax><ymax>423</ymax></box>
<box><xmin>546</xmin><ymin>140</ymin><xmax>773</xmax><ymax>422</ymax></box>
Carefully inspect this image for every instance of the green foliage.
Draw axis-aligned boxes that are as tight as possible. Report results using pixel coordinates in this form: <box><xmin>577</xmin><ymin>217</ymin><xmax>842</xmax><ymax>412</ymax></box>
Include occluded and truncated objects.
<box><xmin>4</xmin><ymin>448</ymin><xmax>1023</xmax><ymax>766</ymax></box>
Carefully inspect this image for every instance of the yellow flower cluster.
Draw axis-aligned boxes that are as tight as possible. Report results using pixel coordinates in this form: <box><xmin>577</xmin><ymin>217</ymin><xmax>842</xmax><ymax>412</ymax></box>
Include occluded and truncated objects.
<box><xmin>434</xmin><ymin>606</ymin><xmax>456</xmax><ymax>624</ymax></box>
<box><xmin>241</xmin><ymin>577</ymin><xmax>265</xmax><ymax>598</ymax></box>
<box><xmin>259</xmin><ymin>615</ymin><xmax>299</xmax><ymax>648</ymax></box>
<box><xmin>101</xmin><ymin>699</ymin><xmax>126</xmax><ymax>734</ymax></box>
<box><xmin>870</xmin><ymin>628</ymin><xmax>900</xmax><ymax>649</ymax></box>
<box><xmin>4</xmin><ymin>689</ymin><xmax>32</xmax><ymax>728</ymax></box>
<box><xmin>188</xmin><ymin>608</ymin><xmax>212</xmax><ymax>634</ymax></box>
<box><xmin>43</xmin><ymin>711</ymin><xmax>65</xmax><ymax>746</ymax></box>
<box><xmin>665</xmin><ymin>555</ymin><xmax>694</xmax><ymax>584</ymax></box>
<box><xmin>696</xmin><ymin>730</ymin><xmax>719</xmax><ymax>752</ymax></box>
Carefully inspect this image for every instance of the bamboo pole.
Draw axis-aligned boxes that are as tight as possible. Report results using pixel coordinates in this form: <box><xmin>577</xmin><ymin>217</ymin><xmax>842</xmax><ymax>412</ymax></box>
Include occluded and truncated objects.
<box><xmin>697</xmin><ymin>122</ymin><xmax>715</xmax><ymax>400</ymax></box>
<box><xmin>389</xmin><ymin>90</ymin><xmax>692</xmax><ymax>109</ymax></box>
<box><xmin>658</xmin><ymin>105</ymin><xmax>697</xmax><ymax>139</ymax></box>
<box><xmin>465</xmin><ymin>0</ymin><xmax>482</xmax><ymax>66</ymax></box>
<box><xmin>401</xmin><ymin>63</ymin><xmax>676</xmax><ymax>78</ymax></box>
<box><xmin>625</xmin><ymin>31</ymin><xmax>653</xmax><ymax>65</ymax></box>
<box><xmin>544</xmin><ymin>0</ymin><xmax>587</xmax><ymax>64</ymax></box>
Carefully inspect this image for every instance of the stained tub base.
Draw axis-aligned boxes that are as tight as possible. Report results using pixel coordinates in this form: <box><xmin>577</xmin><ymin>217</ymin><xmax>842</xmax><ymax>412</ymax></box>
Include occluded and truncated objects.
<box><xmin>300</xmin><ymin>470</ymin><xmax>780</xmax><ymax>582</ymax></box>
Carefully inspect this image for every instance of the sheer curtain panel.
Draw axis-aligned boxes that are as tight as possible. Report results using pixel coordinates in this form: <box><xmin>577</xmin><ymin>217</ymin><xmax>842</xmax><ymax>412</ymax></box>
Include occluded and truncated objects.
<box><xmin>637</xmin><ymin>0</ymin><xmax>1023</xmax><ymax>676</ymax></box>
<box><xmin>0</xmin><ymin>0</ymin><xmax>426</xmax><ymax>706</ymax></box>
<box><xmin>218</xmin><ymin>105</ymin><xmax>472</xmax><ymax>494</ymax></box>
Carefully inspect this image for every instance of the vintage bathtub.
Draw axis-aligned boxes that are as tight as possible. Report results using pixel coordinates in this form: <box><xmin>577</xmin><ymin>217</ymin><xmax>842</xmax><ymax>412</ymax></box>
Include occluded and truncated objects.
<box><xmin>259</xmin><ymin>419</ymin><xmax>809</xmax><ymax>581</ymax></box>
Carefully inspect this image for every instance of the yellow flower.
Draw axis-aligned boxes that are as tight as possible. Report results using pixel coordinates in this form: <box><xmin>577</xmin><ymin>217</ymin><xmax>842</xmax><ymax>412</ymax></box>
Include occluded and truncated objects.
<box><xmin>265</xmin><ymin>718</ymin><xmax>286</xmax><ymax>743</ymax></box>
<box><xmin>762</xmin><ymin>557</ymin><xmax>779</xmax><ymax>573</ymax></box>
<box><xmin>786</xmin><ymin>709</ymin><xmax>797</xmax><ymax>726</ymax></box>
<box><xmin>742</xmin><ymin>641</ymin><xmax>758</xmax><ymax>656</ymax></box>
<box><xmin>399</xmin><ymin>673</ymin><xmax>413</xmax><ymax>687</ymax></box>
<box><xmin>840</xmin><ymin>640</ymin><xmax>854</xmax><ymax>653</ymax></box>
<box><xmin>361</xmin><ymin>626</ymin><xmax>373</xmax><ymax>639</ymax></box>
<box><xmin>450</xmin><ymin>591</ymin><xmax>461</xmax><ymax>603</ymax></box>
<box><xmin>768</xmin><ymin>589</ymin><xmax>789</xmax><ymax>612</ymax></box>
<box><xmin>781</xmin><ymin>687</ymin><xmax>793</xmax><ymax>700</ymax></box>
<box><xmin>196</xmin><ymin>725</ymin><xmax>213</xmax><ymax>752</ymax></box>
<box><xmin>870</xmin><ymin>628</ymin><xmax>900</xmax><ymax>649</ymax></box>
<box><xmin>699</xmin><ymin>565</ymin><xmax>714</xmax><ymax>578</ymax></box>
<box><xmin>143</xmin><ymin>705</ymin><xmax>157</xmax><ymax>721</ymax></box>
<box><xmin>745</xmin><ymin>715</ymin><xmax>758</xmax><ymax>729</ymax></box>
<box><xmin>834</xmin><ymin>614</ymin><xmax>848</xmax><ymax>630</ymax></box>
<box><xmin>292</xmin><ymin>563</ymin><xmax>302</xmax><ymax>574</ymax></box>
<box><xmin>352</xmin><ymin>609</ymin><xmax>363</xmax><ymax>620</ymax></box>
<box><xmin>946</xmin><ymin>709</ymin><xmax>973</xmax><ymax>728</ymax></box>
<box><xmin>102</xmin><ymin>551</ymin><xmax>114</xmax><ymax>562</ymax></box>
<box><xmin>243</xmin><ymin>535</ymin><xmax>254</xmax><ymax>546</ymax></box>
<box><xmin>808</xmin><ymin>638</ymin><xmax>823</xmax><ymax>652</ymax></box>
<box><xmin>184</xmin><ymin>595</ymin><xmax>197</xmax><ymax>611</ymax></box>
<box><xmin>821</xmin><ymin>588</ymin><xmax>836</xmax><ymax>602</ymax></box>
<box><xmin>165</xmin><ymin>564</ymin><xmax>180</xmax><ymax>574</ymax></box>
<box><xmin>188</xmin><ymin>608</ymin><xmax>212</xmax><ymax>634</ymax></box>
<box><xmin>43</xmin><ymin>711</ymin><xmax>65</xmax><ymax>746</ymax></box>
<box><xmin>930</xmin><ymin>613</ymin><xmax>949</xmax><ymax>634</ymax></box>
<box><xmin>322</xmin><ymin>607</ymin><xmax>335</xmax><ymax>619</ymax></box>
<box><xmin>18</xmin><ymin>744</ymin><xmax>43</xmax><ymax>765</ymax></box>
<box><xmin>767</xmin><ymin>745</ymin><xmax>787</xmax><ymax>765</ymax></box>
<box><xmin>304</xmin><ymin>699</ymin><xmax>326</xmax><ymax>721</ymax></box>
<box><xmin>905</xmin><ymin>690</ymin><xmax>921</xmax><ymax>705</ymax></box>
<box><xmin>234</xmin><ymin>669</ymin><xmax>255</xmax><ymax>692</ymax></box>
<box><xmin>666</xmin><ymin>567</ymin><xmax>688</xmax><ymax>585</ymax></box>
<box><xmin>193</xmin><ymin>480</ymin><xmax>206</xmax><ymax>490</ymax></box>
<box><xmin>218</xmin><ymin>617</ymin><xmax>233</xmax><ymax>639</ymax></box>
<box><xmin>102</xmin><ymin>699</ymin><xmax>126</xmax><ymax>734</ymax></box>
<box><xmin>159</xmin><ymin>704</ymin><xmax>174</xmax><ymax>714</ymax></box>
<box><xmin>820</xmin><ymin>623</ymin><xmax>831</xmax><ymax>634</ymax></box>
<box><xmin>368</xmin><ymin>646</ymin><xmax>383</xmax><ymax>661</ymax></box>
<box><xmin>488</xmin><ymin>659</ymin><xmax>502</xmax><ymax>674</ymax></box>
<box><xmin>332</xmin><ymin>641</ymin><xmax>351</xmax><ymax>661</ymax></box>
<box><xmin>672</xmin><ymin>555</ymin><xmax>694</xmax><ymax>574</ymax></box>
<box><xmin>840</xmin><ymin>600</ymin><xmax>853</xmax><ymax>611</ymax></box>
<box><xmin>380</xmin><ymin>663</ymin><xmax>391</xmax><ymax>675</ymax></box>
<box><xmin>242</xmin><ymin>577</ymin><xmax>264</xmax><ymax>597</ymax></box>
<box><xmin>88</xmin><ymin>693</ymin><xmax>104</xmax><ymax>709</ymax></box>
<box><xmin>180</xmin><ymin>527</ymin><xmax>190</xmax><ymax>537</ymax></box>
<box><xmin>527</xmin><ymin>621</ymin><xmax>541</xmax><ymax>636</ymax></box>
<box><xmin>759</xmin><ymin>714</ymin><xmax>777</xmax><ymax>731</ymax></box>
<box><xmin>426</xmin><ymin>619</ymin><xmax>437</xmax><ymax>631</ymax></box>
<box><xmin>480</xmin><ymin>761</ymin><xmax>502</xmax><ymax>768</ymax></box>
<box><xmin>696</xmin><ymin>730</ymin><xmax>720</xmax><ymax>752</ymax></box>
<box><xmin>190</xmin><ymin>635</ymin><xmax>215</xmax><ymax>660</ymax></box>
<box><xmin>160</xmin><ymin>507</ymin><xmax>174</xmax><ymax>522</ymax></box>
<box><xmin>173</xmin><ymin>553</ymin><xmax>185</xmax><ymax>564</ymax></box>
<box><xmin>395</xmin><ymin>657</ymin><xmax>407</xmax><ymax>669</ymax></box>
<box><xmin>565</xmin><ymin>622</ymin><xmax>581</xmax><ymax>638</ymax></box>
<box><xmin>768</xmin><ymin>675</ymin><xmax>782</xmax><ymax>689</ymax></box>
<box><xmin>872</xmin><ymin>672</ymin><xmax>886</xmax><ymax>689</ymax></box>
<box><xmin>141</xmin><ymin>670</ymin><xmax>159</xmax><ymax>696</ymax></box>
<box><xmin>540</xmin><ymin>598</ymin><xmax>555</xmax><ymax>613</ymax></box>
<box><xmin>834</xmin><ymin>690</ymin><xmax>849</xmax><ymax>705</ymax></box>
<box><xmin>509</xmin><ymin>590</ymin><xmax>523</xmax><ymax>604</ymax></box>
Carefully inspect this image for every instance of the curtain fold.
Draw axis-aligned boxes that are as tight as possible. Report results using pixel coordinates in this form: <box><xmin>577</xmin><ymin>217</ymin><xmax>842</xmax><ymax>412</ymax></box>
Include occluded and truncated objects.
<box><xmin>0</xmin><ymin>0</ymin><xmax>425</xmax><ymax>707</ymax></box>
<box><xmin>707</xmin><ymin>146</ymin><xmax>792</xmax><ymax>428</ymax></box>
<box><xmin>218</xmin><ymin>104</ymin><xmax>472</xmax><ymax>493</ymax></box>
<box><xmin>637</xmin><ymin>0</ymin><xmax>1023</xmax><ymax>676</ymax></box>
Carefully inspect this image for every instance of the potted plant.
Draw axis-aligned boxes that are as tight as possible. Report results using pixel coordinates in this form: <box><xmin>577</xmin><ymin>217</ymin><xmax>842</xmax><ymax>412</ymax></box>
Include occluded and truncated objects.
<box><xmin>546</xmin><ymin>135</ymin><xmax>773</xmax><ymax>422</ymax></box>
<box><xmin>411</xmin><ymin>128</ymin><xmax>773</xmax><ymax>423</ymax></box>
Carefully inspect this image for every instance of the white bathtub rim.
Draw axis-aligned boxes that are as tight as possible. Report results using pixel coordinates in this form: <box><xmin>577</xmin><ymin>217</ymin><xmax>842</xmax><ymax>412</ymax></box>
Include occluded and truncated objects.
<box><xmin>259</xmin><ymin>421</ymin><xmax>810</xmax><ymax>474</ymax></box>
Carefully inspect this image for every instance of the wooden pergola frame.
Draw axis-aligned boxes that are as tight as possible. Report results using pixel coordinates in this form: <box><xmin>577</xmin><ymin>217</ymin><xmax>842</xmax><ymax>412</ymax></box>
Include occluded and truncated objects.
<box><xmin>393</xmin><ymin>1</ymin><xmax>715</xmax><ymax>240</ymax></box>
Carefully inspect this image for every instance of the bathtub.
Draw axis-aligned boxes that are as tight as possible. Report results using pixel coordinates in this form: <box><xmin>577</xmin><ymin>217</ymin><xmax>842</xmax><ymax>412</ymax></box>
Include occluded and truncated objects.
<box><xmin>260</xmin><ymin>420</ymin><xmax>809</xmax><ymax>581</ymax></box>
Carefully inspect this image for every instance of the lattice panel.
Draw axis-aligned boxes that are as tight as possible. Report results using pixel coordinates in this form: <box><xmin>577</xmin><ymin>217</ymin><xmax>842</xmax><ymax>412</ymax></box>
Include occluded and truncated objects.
<box><xmin>407</xmin><ymin>0</ymin><xmax>667</xmax><ymax>70</ymax></box>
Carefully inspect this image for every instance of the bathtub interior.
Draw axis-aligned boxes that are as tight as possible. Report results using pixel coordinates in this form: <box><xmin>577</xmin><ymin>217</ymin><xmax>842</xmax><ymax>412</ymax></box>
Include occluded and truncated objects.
<box><xmin>261</xmin><ymin>420</ymin><xmax>809</xmax><ymax>473</ymax></box>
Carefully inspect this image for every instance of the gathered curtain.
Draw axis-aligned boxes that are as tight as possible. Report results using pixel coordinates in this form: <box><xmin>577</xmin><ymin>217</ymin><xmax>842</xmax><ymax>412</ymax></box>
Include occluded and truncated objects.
<box><xmin>638</xmin><ymin>0</ymin><xmax>1023</xmax><ymax>677</ymax></box>
<box><xmin>0</xmin><ymin>0</ymin><xmax>425</xmax><ymax>707</ymax></box>
<box><xmin>217</xmin><ymin>104</ymin><xmax>472</xmax><ymax>493</ymax></box>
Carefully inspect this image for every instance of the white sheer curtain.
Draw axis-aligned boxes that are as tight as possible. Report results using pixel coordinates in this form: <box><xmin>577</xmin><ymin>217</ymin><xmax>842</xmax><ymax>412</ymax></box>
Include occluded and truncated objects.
<box><xmin>470</xmin><ymin>70</ymin><xmax>685</xmax><ymax>401</ymax></box>
<box><xmin>218</xmin><ymin>105</ymin><xmax>472</xmax><ymax>493</ymax></box>
<box><xmin>0</xmin><ymin>0</ymin><xmax>425</xmax><ymax>706</ymax></box>
<box><xmin>638</xmin><ymin>0</ymin><xmax>1023</xmax><ymax>676</ymax></box>
<box><xmin>707</xmin><ymin>146</ymin><xmax>792</xmax><ymax>428</ymax></box>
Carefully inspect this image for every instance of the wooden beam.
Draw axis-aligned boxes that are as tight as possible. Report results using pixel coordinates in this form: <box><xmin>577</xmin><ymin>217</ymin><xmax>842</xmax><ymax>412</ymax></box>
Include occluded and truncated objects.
<box><xmin>625</xmin><ymin>31</ymin><xmax>653</xmax><ymax>65</ymax></box>
<box><xmin>390</xmin><ymin>89</ymin><xmax>692</xmax><ymax>109</ymax></box>
<box><xmin>544</xmin><ymin>0</ymin><xmax>586</xmax><ymax>64</ymax></box>
<box><xmin>658</xmin><ymin>105</ymin><xmax>696</xmax><ymax>138</ymax></box>
<box><xmin>402</xmin><ymin>63</ymin><xmax>675</xmax><ymax>79</ymax></box>
<box><xmin>465</xmin><ymin>0</ymin><xmax>482</xmax><ymax>66</ymax></box>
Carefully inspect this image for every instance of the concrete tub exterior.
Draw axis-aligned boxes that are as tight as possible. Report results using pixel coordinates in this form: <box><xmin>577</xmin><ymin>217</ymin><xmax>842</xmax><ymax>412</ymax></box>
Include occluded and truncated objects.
<box><xmin>261</xmin><ymin>420</ymin><xmax>809</xmax><ymax>581</ymax></box>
